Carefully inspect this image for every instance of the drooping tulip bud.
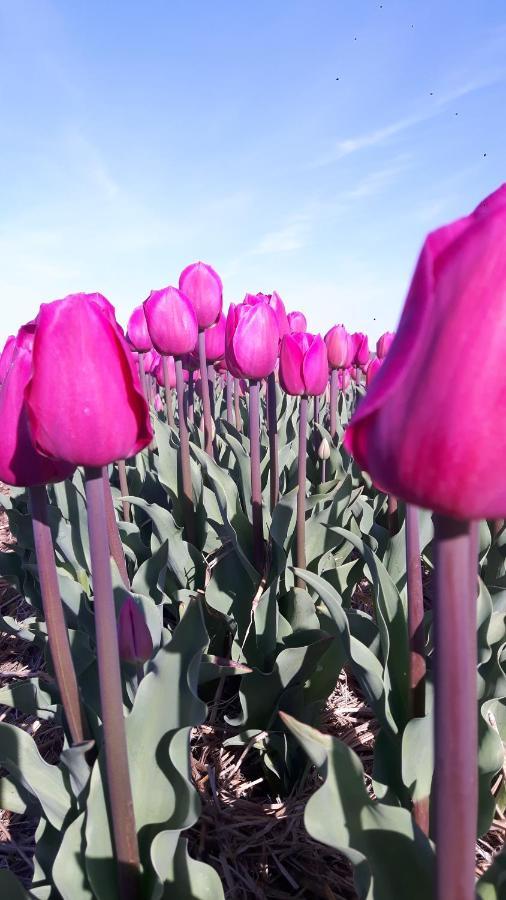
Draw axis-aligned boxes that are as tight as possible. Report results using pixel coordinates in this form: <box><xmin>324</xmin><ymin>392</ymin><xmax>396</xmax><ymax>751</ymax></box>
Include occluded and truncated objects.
<box><xmin>376</xmin><ymin>331</ymin><xmax>395</xmax><ymax>359</ymax></box>
<box><xmin>279</xmin><ymin>333</ymin><xmax>328</xmax><ymax>396</ymax></box>
<box><xmin>366</xmin><ymin>356</ymin><xmax>382</xmax><ymax>386</ymax></box>
<box><xmin>325</xmin><ymin>325</ymin><xmax>355</xmax><ymax>369</ymax></box>
<box><xmin>26</xmin><ymin>295</ymin><xmax>152</xmax><ymax>467</ymax></box>
<box><xmin>0</xmin><ymin>327</ymin><xmax>76</xmax><ymax>486</ymax></box>
<box><xmin>144</xmin><ymin>286</ymin><xmax>198</xmax><ymax>358</ymax></box>
<box><xmin>117</xmin><ymin>596</ymin><xmax>153</xmax><ymax>664</ymax></box>
<box><xmin>0</xmin><ymin>335</ymin><xmax>17</xmax><ymax>384</ymax></box>
<box><xmin>204</xmin><ymin>312</ymin><xmax>226</xmax><ymax>362</ymax></box>
<box><xmin>126</xmin><ymin>304</ymin><xmax>152</xmax><ymax>352</ymax></box>
<box><xmin>179</xmin><ymin>261</ymin><xmax>223</xmax><ymax>330</ymax></box>
<box><xmin>352</xmin><ymin>332</ymin><xmax>370</xmax><ymax>366</ymax></box>
<box><xmin>225</xmin><ymin>302</ymin><xmax>279</xmax><ymax>379</ymax></box>
<box><xmin>287</xmin><ymin>310</ymin><xmax>307</xmax><ymax>333</ymax></box>
<box><xmin>345</xmin><ymin>182</ymin><xmax>506</xmax><ymax>519</ymax></box>
<box><xmin>318</xmin><ymin>437</ymin><xmax>331</xmax><ymax>461</ymax></box>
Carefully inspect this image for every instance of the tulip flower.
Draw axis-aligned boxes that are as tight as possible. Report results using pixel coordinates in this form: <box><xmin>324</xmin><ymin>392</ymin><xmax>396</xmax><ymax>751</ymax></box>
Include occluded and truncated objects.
<box><xmin>325</xmin><ymin>324</ymin><xmax>354</xmax><ymax>369</ymax></box>
<box><xmin>351</xmin><ymin>332</ymin><xmax>369</xmax><ymax>368</ymax></box>
<box><xmin>0</xmin><ymin>335</ymin><xmax>16</xmax><ymax>384</ymax></box>
<box><xmin>226</xmin><ymin>302</ymin><xmax>279</xmax><ymax>380</ymax></box>
<box><xmin>339</xmin><ymin>368</ymin><xmax>351</xmax><ymax>391</ymax></box>
<box><xmin>205</xmin><ymin>312</ymin><xmax>226</xmax><ymax>362</ymax></box>
<box><xmin>117</xmin><ymin>596</ymin><xmax>153</xmax><ymax>665</ymax></box>
<box><xmin>143</xmin><ymin>286</ymin><xmax>198</xmax><ymax>358</ymax></box>
<box><xmin>126</xmin><ymin>304</ymin><xmax>152</xmax><ymax>352</ymax></box>
<box><xmin>26</xmin><ymin>296</ymin><xmax>152</xmax><ymax>468</ymax></box>
<box><xmin>279</xmin><ymin>333</ymin><xmax>328</xmax><ymax>397</ymax></box>
<box><xmin>376</xmin><ymin>330</ymin><xmax>395</xmax><ymax>359</ymax></box>
<box><xmin>287</xmin><ymin>310</ymin><xmax>307</xmax><ymax>333</ymax></box>
<box><xmin>154</xmin><ymin>393</ymin><xmax>163</xmax><ymax>413</ymax></box>
<box><xmin>346</xmin><ymin>184</ymin><xmax>506</xmax><ymax>900</ymax></box>
<box><xmin>0</xmin><ymin>325</ymin><xmax>87</xmax><ymax>748</ymax></box>
<box><xmin>179</xmin><ymin>261</ymin><xmax>223</xmax><ymax>330</ymax></box>
<box><xmin>366</xmin><ymin>356</ymin><xmax>382</xmax><ymax>387</ymax></box>
<box><xmin>244</xmin><ymin>290</ymin><xmax>289</xmax><ymax>339</ymax></box>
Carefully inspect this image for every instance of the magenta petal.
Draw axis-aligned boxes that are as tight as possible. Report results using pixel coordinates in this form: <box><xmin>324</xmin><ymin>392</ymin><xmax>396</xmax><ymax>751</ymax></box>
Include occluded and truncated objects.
<box><xmin>204</xmin><ymin>312</ymin><xmax>226</xmax><ymax>362</ymax></box>
<box><xmin>232</xmin><ymin>304</ymin><xmax>279</xmax><ymax>379</ymax></box>
<box><xmin>144</xmin><ymin>286</ymin><xmax>198</xmax><ymax>357</ymax></box>
<box><xmin>179</xmin><ymin>261</ymin><xmax>223</xmax><ymax>330</ymax></box>
<box><xmin>0</xmin><ymin>335</ymin><xmax>16</xmax><ymax>384</ymax></box>
<box><xmin>302</xmin><ymin>335</ymin><xmax>328</xmax><ymax>395</ymax></box>
<box><xmin>279</xmin><ymin>333</ymin><xmax>305</xmax><ymax>395</ymax></box>
<box><xmin>26</xmin><ymin>296</ymin><xmax>152</xmax><ymax>467</ymax></box>
<box><xmin>127</xmin><ymin>304</ymin><xmax>152</xmax><ymax>352</ymax></box>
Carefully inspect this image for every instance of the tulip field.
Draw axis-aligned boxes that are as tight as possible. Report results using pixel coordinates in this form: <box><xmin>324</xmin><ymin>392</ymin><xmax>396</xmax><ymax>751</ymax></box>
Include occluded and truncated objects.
<box><xmin>1</xmin><ymin>186</ymin><xmax>506</xmax><ymax>900</ymax></box>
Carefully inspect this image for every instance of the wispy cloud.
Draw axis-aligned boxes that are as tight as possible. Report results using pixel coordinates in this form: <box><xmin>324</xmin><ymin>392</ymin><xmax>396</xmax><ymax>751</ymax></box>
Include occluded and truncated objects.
<box><xmin>313</xmin><ymin>70</ymin><xmax>506</xmax><ymax>167</ymax></box>
<box><xmin>251</xmin><ymin>215</ymin><xmax>312</xmax><ymax>255</ymax></box>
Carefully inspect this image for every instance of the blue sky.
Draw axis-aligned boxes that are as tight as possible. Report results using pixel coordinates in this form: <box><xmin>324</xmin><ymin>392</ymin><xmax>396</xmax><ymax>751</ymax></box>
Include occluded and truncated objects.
<box><xmin>1</xmin><ymin>0</ymin><xmax>505</xmax><ymax>344</ymax></box>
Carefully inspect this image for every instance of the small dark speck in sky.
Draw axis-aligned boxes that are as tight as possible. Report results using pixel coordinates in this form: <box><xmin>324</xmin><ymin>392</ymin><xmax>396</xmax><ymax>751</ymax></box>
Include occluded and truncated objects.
<box><xmin>430</xmin><ymin>91</ymin><xmax>433</xmax><ymax>96</ymax></box>
<box><xmin>455</xmin><ymin>112</ymin><xmax>459</xmax><ymax>116</ymax></box>
<box><xmin>484</xmin><ymin>153</ymin><xmax>487</xmax><ymax>157</ymax></box>
<box><xmin>336</xmin><ymin>76</ymin><xmax>339</xmax><ymax>80</ymax></box>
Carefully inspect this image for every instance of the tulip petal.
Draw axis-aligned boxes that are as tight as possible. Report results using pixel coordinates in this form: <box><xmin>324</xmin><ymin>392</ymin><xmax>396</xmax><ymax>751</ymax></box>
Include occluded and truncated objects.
<box><xmin>232</xmin><ymin>304</ymin><xmax>279</xmax><ymax>379</ymax></box>
<box><xmin>302</xmin><ymin>335</ymin><xmax>328</xmax><ymax>396</ymax></box>
<box><xmin>279</xmin><ymin>333</ymin><xmax>305</xmax><ymax>395</ymax></box>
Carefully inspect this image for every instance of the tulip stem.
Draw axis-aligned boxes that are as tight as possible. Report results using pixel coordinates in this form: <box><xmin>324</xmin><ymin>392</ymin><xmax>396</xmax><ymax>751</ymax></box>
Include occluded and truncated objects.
<box><xmin>226</xmin><ymin>371</ymin><xmax>233</xmax><ymax>424</ymax></box>
<box><xmin>267</xmin><ymin>372</ymin><xmax>279</xmax><ymax>512</ymax></box>
<box><xmin>208</xmin><ymin>363</ymin><xmax>216</xmax><ymax>425</ymax></box>
<box><xmin>234</xmin><ymin>377</ymin><xmax>242</xmax><ymax>432</ymax></box>
<box><xmin>406</xmin><ymin>505</ymin><xmax>426</xmax><ymax>719</ymax></box>
<box><xmin>175</xmin><ymin>358</ymin><xmax>195</xmax><ymax>545</ymax></box>
<box><xmin>187</xmin><ymin>376</ymin><xmax>194</xmax><ymax>424</ymax></box>
<box><xmin>329</xmin><ymin>369</ymin><xmax>338</xmax><ymax>443</ymax></box>
<box><xmin>296</xmin><ymin>396</ymin><xmax>308</xmax><ymax>587</ymax></box>
<box><xmin>102</xmin><ymin>468</ymin><xmax>130</xmax><ymax>589</ymax></box>
<box><xmin>162</xmin><ymin>355</ymin><xmax>174</xmax><ymax>427</ymax></box>
<box><xmin>84</xmin><ymin>467</ymin><xmax>140</xmax><ymax>900</ymax></box>
<box><xmin>29</xmin><ymin>485</ymin><xmax>88</xmax><ymax>746</ymax></box>
<box><xmin>249</xmin><ymin>380</ymin><xmax>264</xmax><ymax>572</ymax></box>
<box><xmin>138</xmin><ymin>353</ymin><xmax>148</xmax><ymax>404</ymax></box>
<box><xmin>117</xmin><ymin>460</ymin><xmax>130</xmax><ymax>522</ymax></box>
<box><xmin>433</xmin><ymin>515</ymin><xmax>477</xmax><ymax>900</ymax></box>
<box><xmin>198</xmin><ymin>331</ymin><xmax>214</xmax><ymax>457</ymax></box>
<box><xmin>320</xmin><ymin>458</ymin><xmax>327</xmax><ymax>485</ymax></box>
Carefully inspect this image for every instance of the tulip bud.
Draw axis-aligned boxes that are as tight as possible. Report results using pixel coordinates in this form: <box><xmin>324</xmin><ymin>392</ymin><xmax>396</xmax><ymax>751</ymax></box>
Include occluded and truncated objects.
<box><xmin>325</xmin><ymin>325</ymin><xmax>355</xmax><ymax>369</ymax></box>
<box><xmin>352</xmin><ymin>332</ymin><xmax>370</xmax><ymax>367</ymax></box>
<box><xmin>26</xmin><ymin>295</ymin><xmax>152</xmax><ymax>467</ymax></box>
<box><xmin>345</xmin><ymin>183</ymin><xmax>506</xmax><ymax>519</ymax></box>
<box><xmin>318</xmin><ymin>437</ymin><xmax>331</xmax><ymax>460</ymax></box>
<box><xmin>143</xmin><ymin>348</ymin><xmax>161</xmax><ymax>374</ymax></box>
<box><xmin>117</xmin><ymin>596</ymin><xmax>153</xmax><ymax>664</ymax></box>
<box><xmin>279</xmin><ymin>333</ymin><xmax>328</xmax><ymax>397</ymax></box>
<box><xmin>376</xmin><ymin>331</ymin><xmax>395</xmax><ymax>359</ymax></box>
<box><xmin>205</xmin><ymin>312</ymin><xmax>226</xmax><ymax>362</ymax></box>
<box><xmin>154</xmin><ymin>355</ymin><xmax>176</xmax><ymax>389</ymax></box>
<box><xmin>225</xmin><ymin>302</ymin><xmax>279</xmax><ymax>379</ymax></box>
<box><xmin>179</xmin><ymin>261</ymin><xmax>223</xmax><ymax>330</ymax></box>
<box><xmin>287</xmin><ymin>310</ymin><xmax>307</xmax><ymax>333</ymax></box>
<box><xmin>244</xmin><ymin>291</ymin><xmax>289</xmax><ymax>339</ymax></box>
<box><xmin>366</xmin><ymin>356</ymin><xmax>382</xmax><ymax>386</ymax></box>
<box><xmin>143</xmin><ymin>286</ymin><xmax>198</xmax><ymax>358</ymax></box>
<box><xmin>154</xmin><ymin>393</ymin><xmax>164</xmax><ymax>413</ymax></box>
<box><xmin>339</xmin><ymin>368</ymin><xmax>351</xmax><ymax>390</ymax></box>
<box><xmin>0</xmin><ymin>326</ymin><xmax>76</xmax><ymax>486</ymax></box>
<box><xmin>126</xmin><ymin>304</ymin><xmax>152</xmax><ymax>352</ymax></box>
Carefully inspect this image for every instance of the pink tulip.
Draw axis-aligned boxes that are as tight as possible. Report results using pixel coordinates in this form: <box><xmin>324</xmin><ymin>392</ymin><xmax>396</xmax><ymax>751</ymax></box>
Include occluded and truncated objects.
<box><xmin>205</xmin><ymin>312</ymin><xmax>226</xmax><ymax>362</ymax></box>
<box><xmin>179</xmin><ymin>261</ymin><xmax>223</xmax><ymax>330</ymax></box>
<box><xmin>143</xmin><ymin>286</ymin><xmax>198</xmax><ymax>358</ymax></box>
<box><xmin>117</xmin><ymin>596</ymin><xmax>153</xmax><ymax>664</ymax></box>
<box><xmin>325</xmin><ymin>325</ymin><xmax>355</xmax><ymax>369</ymax></box>
<box><xmin>279</xmin><ymin>332</ymin><xmax>328</xmax><ymax>396</ymax></box>
<box><xmin>0</xmin><ymin>335</ymin><xmax>16</xmax><ymax>384</ymax></box>
<box><xmin>126</xmin><ymin>304</ymin><xmax>152</xmax><ymax>352</ymax></box>
<box><xmin>366</xmin><ymin>356</ymin><xmax>382</xmax><ymax>386</ymax></box>
<box><xmin>287</xmin><ymin>311</ymin><xmax>307</xmax><ymax>333</ymax></box>
<box><xmin>87</xmin><ymin>292</ymin><xmax>118</xmax><ymax>326</ymax></box>
<box><xmin>225</xmin><ymin>302</ymin><xmax>279</xmax><ymax>379</ymax></box>
<box><xmin>244</xmin><ymin>291</ymin><xmax>289</xmax><ymax>339</ymax></box>
<box><xmin>339</xmin><ymin>369</ymin><xmax>351</xmax><ymax>390</ymax></box>
<box><xmin>0</xmin><ymin>327</ymin><xmax>75</xmax><ymax>486</ymax></box>
<box><xmin>352</xmin><ymin>332</ymin><xmax>369</xmax><ymax>366</ymax></box>
<box><xmin>154</xmin><ymin>355</ymin><xmax>176</xmax><ymax>389</ymax></box>
<box><xmin>154</xmin><ymin>393</ymin><xmax>163</xmax><ymax>413</ymax></box>
<box><xmin>26</xmin><ymin>294</ymin><xmax>152</xmax><ymax>467</ymax></box>
<box><xmin>143</xmin><ymin>348</ymin><xmax>161</xmax><ymax>374</ymax></box>
<box><xmin>376</xmin><ymin>331</ymin><xmax>395</xmax><ymax>359</ymax></box>
<box><xmin>345</xmin><ymin>183</ymin><xmax>506</xmax><ymax>518</ymax></box>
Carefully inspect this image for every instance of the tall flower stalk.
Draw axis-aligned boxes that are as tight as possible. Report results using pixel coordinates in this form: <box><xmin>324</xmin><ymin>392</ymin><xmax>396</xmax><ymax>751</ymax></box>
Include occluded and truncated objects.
<box><xmin>266</xmin><ymin>372</ymin><xmax>279</xmax><ymax>511</ymax></box>
<box><xmin>226</xmin><ymin>370</ymin><xmax>233</xmax><ymax>424</ymax></box>
<box><xmin>248</xmin><ymin>380</ymin><xmax>264</xmax><ymax>572</ymax></box>
<box><xmin>102</xmin><ymin>468</ymin><xmax>130</xmax><ymax>588</ymax></box>
<box><xmin>198</xmin><ymin>331</ymin><xmax>214</xmax><ymax>457</ymax></box>
<box><xmin>117</xmin><ymin>460</ymin><xmax>130</xmax><ymax>521</ymax></box>
<box><xmin>234</xmin><ymin>377</ymin><xmax>242</xmax><ymax>431</ymax></box>
<box><xmin>162</xmin><ymin>355</ymin><xmax>174</xmax><ymax>427</ymax></box>
<box><xmin>296</xmin><ymin>396</ymin><xmax>308</xmax><ymax>586</ymax></box>
<box><xmin>175</xmin><ymin>358</ymin><xmax>195</xmax><ymax>545</ymax></box>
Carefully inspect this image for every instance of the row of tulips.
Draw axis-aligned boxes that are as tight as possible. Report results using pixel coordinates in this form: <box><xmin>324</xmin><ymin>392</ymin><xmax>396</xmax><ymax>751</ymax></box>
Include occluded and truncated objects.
<box><xmin>0</xmin><ymin>184</ymin><xmax>505</xmax><ymax>900</ymax></box>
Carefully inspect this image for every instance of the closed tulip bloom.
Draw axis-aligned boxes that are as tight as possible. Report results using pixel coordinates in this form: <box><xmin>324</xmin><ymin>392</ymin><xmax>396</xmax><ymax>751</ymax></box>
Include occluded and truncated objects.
<box><xmin>325</xmin><ymin>324</ymin><xmax>354</xmax><ymax>369</ymax></box>
<box><xmin>279</xmin><ymin>332</ymin><xmax>328</xmax><ymax>396</ymax></box>
<box><xmin>352</xmin><ymin>332</ymin><xmax>370</xmax><ymax>366</ymax></box>
<box><xmin>143</xmin><ymin>348</ymin><xmax>161</xmax><ymax>374</ymax></box>
<box><xmin>287</xmin><ymin>310</ymin><xmax>307</xmax><ymax>333</ymax></box>
<box><xmin>0</xmin><ymin>329</ymin><xmax>75</xmax><ymax>486</ymax></box>
<box><xmin>339</xmin><ymin>369</ymin><xmax>351</xmax><ymax>390</ymax></box>
<box><xmin>154</xmin><ymin>393</ymin><xmax>163</xmax><ymax>413</ymax></box>
<box><xmin>87</xmin><ymin>292</ymin><xmax>118</xmax><ymax>326</ymax></box>
<box><xmin>244</xmin><ymin>291</ymin><xmax>289</xmax><ymax>339</ymax></box>
<box><xmin>144</xmin><ymin>286</ymin><xmax>198</xmax><ymax>358</ymax></box>
<box><xmin>179</xmin><ymin>261</ymin><xmax>223</xmax><ymax>330</ymax></box>
<box><xmin>345</xmin><ymin>183</ymin><xmax>506</xmax><ymax>519</ymax></box>
<box><xmin>26</xmin><ymin>295</ymin><xmax>152</xmax><ymax>467</ymax></box>
<box><xmin>205</xmin><ymin>312</ymin><xmax>226</xmax><ymax>362</ymax></box>
<box><xmin>366</xmin><ymin>356</ymin><xmax>382</xmax><ymax>387</ymax></box>
<box><xmin>225</xmin><ymin>302</ymin><xmax>279</xmax><ymax>379</ymax></box>
<box><xmin>127</xmin><ymin>304</ymin><xmax>152</xmax><ymax>352</ymax></box>
<box><xmin>0</xmin><ymin>335</ymin><xmax>16</xmax><ymax>384</ymax></box>
<box><xmin>117</xmin><ymin>596</ymin><xmax>153</xmax><ymax>664</ymax></box>
<box><xmin>376</xmin><ymin>331</ymin><xmax>395</xmax><ymax>359</ymax></box>
<box><xmin>154</xmin><ymin>355</ymin><xmax>176</xmax><ymax>389</ymax></box>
